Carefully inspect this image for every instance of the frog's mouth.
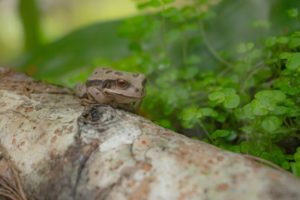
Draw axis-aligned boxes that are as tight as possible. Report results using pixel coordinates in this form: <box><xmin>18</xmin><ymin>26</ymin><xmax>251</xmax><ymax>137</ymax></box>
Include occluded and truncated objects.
<box><xmin>104</xmin><ymin>89</ymin><xmax>144</xmax><ymax>99</ymax></box>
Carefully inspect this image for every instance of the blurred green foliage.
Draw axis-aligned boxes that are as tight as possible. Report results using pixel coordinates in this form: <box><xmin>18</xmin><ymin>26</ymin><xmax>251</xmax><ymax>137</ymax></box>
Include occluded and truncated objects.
<box><xmin>17</xmin><ymin>20</ymin><xmax>129</xmax><ymax>85</ymax></box>
<box><xmin>18</xmin><ymin>0</ymin><xmax>42</xmax><ymax>50</ymax></box>
<box><xmin>16</xmin><ymin>0</ymin><xmax>300</xmax><ymax>176</ymax></box>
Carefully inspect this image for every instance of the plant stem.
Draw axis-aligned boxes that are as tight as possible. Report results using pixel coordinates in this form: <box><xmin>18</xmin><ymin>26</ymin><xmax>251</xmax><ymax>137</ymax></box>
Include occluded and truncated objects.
<box><xmin>199</xmin><ymin>23</ymin><xmax>232</xmax><ymax>75</ymax></box>
<box><xmin>18</xmin><ymin>0</ymin><xmax>42</xmax><ymax>51</ymax></box>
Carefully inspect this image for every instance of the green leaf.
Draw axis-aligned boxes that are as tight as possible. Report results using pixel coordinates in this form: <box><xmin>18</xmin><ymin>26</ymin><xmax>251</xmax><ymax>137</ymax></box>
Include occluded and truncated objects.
<box><xmin>17</xmin><ymin>20</ymin><xmax>129</xmax><ymax>84</ymax></box>
<box><xmin>198</xmin><ymin>108</ymin><xmax>218</xmax><ymax>118</ymax></box>
<box><xmin>281</xmin><ymin>161</ymin><xmax>290</xmax><ymax>170</ymax></box>
<box><xmin>277</xmin><ymin>37</ymin><xmax>289</xmax><ymax>44</ymax></box>
<box><xmin>255</xmin><ymin>90</ymin><xmax>286</xmax><ymax>103</ymax></box>
<box><xmin>236</xmin><ymin>42</ymin><xmax>254</xmax><ymax>53</ymax></box>
<box><xmin>286</xmin><ymin>53</ymin><xmax>300</xmax><ymax>71</ymax></box>
<box><xmin>161</xmin><ymin>7</ymin><xmax>179</xmax><ymax>17</ymax></box>
<box><xmin>261</xmin><ymin>116</ymin><xmax>282</xmax><ymax>132</ymax></box>
<box><xmin>239</xmin><ymin>141</ymin><xmax>263</xmax><ymax>155</ymax></box>
<box><xmin>222</xmin><ymin>88</ymin><xmax>236</xmax><ymax>95</ymax></box>
<box><xmin>157</xmin><ymin>119</ymin><xmax>173</xmax><ymax>129</ymax></box>
<box><xmin>208</xmin><ymin>91</ymin><xmax>225</xmax><ymax>103</ymax></box>
<box><xmin>252</xmin><ymin>99</ymin><xmax>269</xmax><ymax>116</ymax></box>
<box><xmin>274</xmin><ymin>78</ymin><xmax>300</xmax><ymax>95</ymax></box>
<box><xmin>186</xmin><ymin>55</ymin><xmax>202</xmax><ymax>65</ymax></box>
<box><xmin>287</xmin><ymin>8</ymin><xmax>298</xmax><ymax>18</ymax></box>
<box><xmin>272</xmin><ymin>106</ymin><xmax>288</xmax><ymax>115</ymax></box>
<box><xmin>162</xmin><ymin>0</ymin><xmax>175</xmax><ymax>4</ymax></box>
<box><xmin>209</xmin><ymin>88</ymin><xmax>239</xmax><ymax>109</ymax></box>
<box><xmin>279</xmin><ymin>52</ymin><xmax>291</xmax><ymax>59</ymax></box>
<box><xmin>265</xmin><ymin>37</ymin><xmax>277</xmax><ymax>47</ymax></box>
<box><xmin>224</xmin><ymin>94</ymin><xmax>240</xmax><ymax>109</ymax></box>
<box><xmin>180</xmin><ymin>106</ymin><xmax>200</xmax><ymax>128</ymax></box>
<box><xmin>211</xmin><ymin>130</ymin><xmax>230</xmax><ymax>138</ymax></box>
<box><xmin>211</xmin><ymin>130</ymin><xmax>237</xmax><ymax>141</ymax></box>
<box><xmin>291</xmin><ymin>162</ymin><xmax>300</xmax><ymax>177</ymax></box>
<box><xmin>137</xmin><ymin>0</ymin><xmax>161</xmax><ymax>9</ymax></box>
<box><xmin>129</xmin><ymin>42</ymin><xmax>142</xmax><ymax>52</ymax></box>
<box><xmin>289</xmin><ymin>38</ymin><xmax>300</xmax><ymax>48</ymax></box>
<box><xmin>252</xmin><ymin>20</ymin><xmax>270</xmax><ymax>29</ymax></box>
<box><xmin>211</xmin><ymin>130</ymin><xmax>230</xmax><ymax>139</ymax></box>
<box><xmin>292</xmin><ymin>32</ymin><xmax>300</xmax><ymax>37</ymax></box>
<box><xmin>294</xmin><ymin>148</ymin><xmax>300</xmax><ymax>162</ymax></box>
<box><xmin>235</xmin><ymin>106</ymin><xmax>250</xmax><ymax>120</ymax></box>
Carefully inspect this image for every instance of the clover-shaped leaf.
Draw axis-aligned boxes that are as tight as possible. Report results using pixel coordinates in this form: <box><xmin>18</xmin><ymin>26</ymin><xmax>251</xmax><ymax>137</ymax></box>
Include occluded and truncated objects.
<box><xmin>261</xmin><ymin>116</ymin><xmax>282</xmax><ymax>132</ymax></box>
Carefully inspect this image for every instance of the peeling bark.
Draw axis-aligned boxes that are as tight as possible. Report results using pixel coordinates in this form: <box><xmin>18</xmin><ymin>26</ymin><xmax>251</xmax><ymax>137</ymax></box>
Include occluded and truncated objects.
<box><xmin>0</xmin><ymin>67</ymin><xmax>300</xmax><ymax>200</ymax></box>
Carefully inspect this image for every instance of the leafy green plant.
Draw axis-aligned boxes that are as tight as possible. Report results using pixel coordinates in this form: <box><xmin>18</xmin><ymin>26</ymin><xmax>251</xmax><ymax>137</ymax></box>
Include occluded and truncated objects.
<box><xmin>117</xmin><ymin>0</ymin><xmax>300</xmax><ymax>175</ymax></box>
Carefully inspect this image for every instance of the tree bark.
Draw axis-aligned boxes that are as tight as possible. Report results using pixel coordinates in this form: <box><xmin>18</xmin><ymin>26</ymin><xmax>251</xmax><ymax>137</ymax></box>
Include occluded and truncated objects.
<box><xmin>0</xmin><ymin>67</ymin><xmax>300</xmax><ymax>200</ymax></box>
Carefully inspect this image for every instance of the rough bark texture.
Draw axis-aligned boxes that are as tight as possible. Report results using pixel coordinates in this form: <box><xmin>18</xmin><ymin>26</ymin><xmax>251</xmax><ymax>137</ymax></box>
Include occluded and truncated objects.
<box><xmin>0</xmin><ymin>67</ymin><xmax>300</xmax><ymax>200</ymax></box>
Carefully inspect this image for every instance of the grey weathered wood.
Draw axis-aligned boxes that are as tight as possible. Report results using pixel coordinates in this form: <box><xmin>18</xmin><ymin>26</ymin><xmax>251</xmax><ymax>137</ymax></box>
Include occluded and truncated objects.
<box><xmin>0</xmin><ymin>67</ymin><xmax>300</xmax><ymax>200</ymax></box>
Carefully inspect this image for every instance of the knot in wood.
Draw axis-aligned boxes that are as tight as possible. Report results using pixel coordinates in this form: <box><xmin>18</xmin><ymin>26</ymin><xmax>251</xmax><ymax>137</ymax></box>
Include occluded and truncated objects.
<box><xmin>79</xmin><ymin>105</ymin><xmax>116</xmax><ymax>125</ymax></box>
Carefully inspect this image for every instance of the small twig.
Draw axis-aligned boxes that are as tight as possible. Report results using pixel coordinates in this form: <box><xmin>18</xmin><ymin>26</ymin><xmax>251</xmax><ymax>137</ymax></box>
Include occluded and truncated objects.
<box><xmin>242</xmin><ymin>154</ymin><xmax>293</xmax><ymax>175</ymax></box>
<box><xmin>197</xmin><ymin>120</ymin><xmax>214</xmax><ymax>143</ymax></box>
<box><xmin>0</xmin><ymin>191</ymin><xmax>19</xmax><ymax>200</ymax></box>
<box><xmin>199</xmin><ymin>23</ymin><xmax>232</xmax><ymax>75</ymax></box>
<box><xmin>240</xmin><ymin>61</ymin><xmax>265</xmax><ymax>91</ymax></box>
<box><xmin>0</xmin><ymin>151</ymin><xmax>28</xmax><ymax>200</ymax></box>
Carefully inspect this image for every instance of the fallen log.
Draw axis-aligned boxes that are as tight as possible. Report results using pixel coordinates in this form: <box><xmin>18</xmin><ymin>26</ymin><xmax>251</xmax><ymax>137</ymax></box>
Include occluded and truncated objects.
<box><xmin>0</xmin><ymin>67</ymin><xmax>300</xmax><ymax>200</ymax></box>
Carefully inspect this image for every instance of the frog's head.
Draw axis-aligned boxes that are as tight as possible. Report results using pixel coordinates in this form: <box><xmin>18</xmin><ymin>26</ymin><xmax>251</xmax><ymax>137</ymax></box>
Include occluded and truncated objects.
<box><xmin>88</xmin><ymin>68</ymin><xmax>146</xmax><ymax>103</ymax></box>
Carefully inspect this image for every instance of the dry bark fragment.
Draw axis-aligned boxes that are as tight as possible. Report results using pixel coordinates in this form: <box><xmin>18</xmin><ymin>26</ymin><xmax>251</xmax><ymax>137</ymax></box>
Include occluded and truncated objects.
<box><xmin>0</xmin><ymin>67</ymin><xmax>300</xmax><ymax>200</ymax></box>
<box><xmin>0</xmin><ymin>149</ymin><xmax>27</xmax><ymax>200</ymax></box>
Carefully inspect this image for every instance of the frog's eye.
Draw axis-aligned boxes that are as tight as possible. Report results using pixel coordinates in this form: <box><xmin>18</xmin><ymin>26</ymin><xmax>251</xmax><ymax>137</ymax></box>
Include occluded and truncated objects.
<box><xmin>116</xmin><ymin>79</ymin><xmax>129</xmax><ymax>89</ymax></box>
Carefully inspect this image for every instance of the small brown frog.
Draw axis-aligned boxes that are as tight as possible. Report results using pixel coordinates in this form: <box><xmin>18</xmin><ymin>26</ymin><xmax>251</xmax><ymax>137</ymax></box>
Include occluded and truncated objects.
<box><xmin>75</xmin><ymin>67</ymin><xmax>146</xmax><ymax>112</ymax></box>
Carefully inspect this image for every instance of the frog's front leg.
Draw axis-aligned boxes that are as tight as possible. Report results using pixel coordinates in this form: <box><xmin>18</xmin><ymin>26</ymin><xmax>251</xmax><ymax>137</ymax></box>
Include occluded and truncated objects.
<box><xmin>75</xmin><ymin>84</ymin><xmax>96</xmax><ymax>105</ymax></box>
<box><xmin>87</xmin><ymin>87</ymin><xmax>109</xmax><ymax>104</ymax></box>
<box><xmin>75</xmin><ymin>83</ymin><xmax>87</xmax><ymax>98</ymax></box>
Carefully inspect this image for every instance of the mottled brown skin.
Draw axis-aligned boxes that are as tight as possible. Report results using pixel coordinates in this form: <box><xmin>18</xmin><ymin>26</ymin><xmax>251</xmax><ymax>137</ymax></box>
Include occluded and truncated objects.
<box><xmin>75</xmin><ymin>67</ymin><xmax>146</xmax><ymax>112</ymax></box>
